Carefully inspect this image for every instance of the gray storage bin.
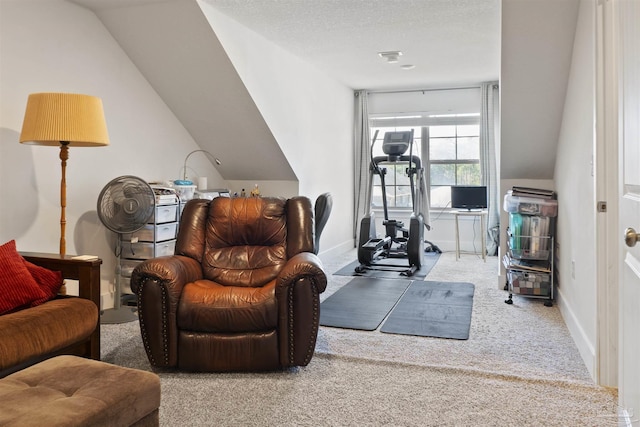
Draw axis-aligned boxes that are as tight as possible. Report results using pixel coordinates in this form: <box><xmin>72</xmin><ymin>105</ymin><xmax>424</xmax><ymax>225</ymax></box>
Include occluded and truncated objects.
<box><xmin>150</xmin><ymin>204</ymin><xmax>178</xmax><ymax>224</ymax></box>
<box><xmin>127</xmin><ymin>223</ymin><xmax>177</xmax><ymax>242</ymax></box>
<box><xmin>508</xmin><ymin>269</ymin><xmax>551</xmax><ymax>297</ymax></box>
<box><xmin>120</xmin><ymin>259</ymin><xmax>142</xmax><ymax>277</ymax></box>
<box><xmin>121</xmin><ymin>240</ymin><xmax>176</xmax><ymax>260</ymax></box>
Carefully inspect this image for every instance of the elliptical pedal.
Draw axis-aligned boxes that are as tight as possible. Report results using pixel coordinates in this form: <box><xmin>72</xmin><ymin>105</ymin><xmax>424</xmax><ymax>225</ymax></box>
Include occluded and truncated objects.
<box><xmin>400</xmin><ymin>265</ymin><xmax>418</xmax><ymax>277</ymax></box>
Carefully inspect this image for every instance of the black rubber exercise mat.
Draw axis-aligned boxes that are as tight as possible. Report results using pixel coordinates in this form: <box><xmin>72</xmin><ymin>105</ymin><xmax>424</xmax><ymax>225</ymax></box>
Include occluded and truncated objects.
<box><xmin>333</xmin><ymin>252</ymin><xmax>440</xmax><ymax>280</ymax></box>
<box><xmin>380</xmin><ymin>281</ymin><xmax>475</xmax><ymax>340</ymax></box>
<box><xmin>319</xmin><ymin>277</ymin><xmax>412</xmax><ymax>331</ymax></box>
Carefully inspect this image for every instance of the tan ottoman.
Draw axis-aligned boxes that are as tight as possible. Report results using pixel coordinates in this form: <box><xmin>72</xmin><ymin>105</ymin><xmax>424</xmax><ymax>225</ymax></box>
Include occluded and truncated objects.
<box><xmin>0</xmin><ymin>355</ymin><xmax>160</xmax><ymax>427</ymax></box>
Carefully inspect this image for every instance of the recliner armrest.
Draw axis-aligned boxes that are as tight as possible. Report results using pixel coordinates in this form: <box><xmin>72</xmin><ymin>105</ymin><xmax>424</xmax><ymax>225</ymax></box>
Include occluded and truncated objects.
<box><xmin>131</xmin><ymin>255</ymin><xmax>203</xmax><ymax>368</ymax></box>
<box><xmin>130</xmin><ymin>255</ymin><xmax>202</xmax><ymax>296</ymax></box>
<box><xmin>276</xmin><ymin>252</ymin><xmax>327</xmax><ymax>293</ymax></box>
<box><xmin>274</xmin><ymin>252</ymin><xmax>326</xmax><ymax>367</ymax></box>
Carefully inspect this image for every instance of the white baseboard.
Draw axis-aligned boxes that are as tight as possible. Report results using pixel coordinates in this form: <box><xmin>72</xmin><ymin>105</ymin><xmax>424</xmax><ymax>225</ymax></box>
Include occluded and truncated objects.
<box><xmin>318</xmin><ymin>239</ymin><xmax>353</xmax><ymax>262</ymax></box>
<box><xmin>619</xmin><ymin>408</ymin><xmax>635</xmax><ymax>427</ymax></box>
<box><xmin>101</xmin><ymin>291</ymin><xmax>113</xmax><ymax>311</ymax></box>
<box><xmin>556</xmin><ymin>287</ymin><xmax>597</xmax><ymax>382</ymax></box>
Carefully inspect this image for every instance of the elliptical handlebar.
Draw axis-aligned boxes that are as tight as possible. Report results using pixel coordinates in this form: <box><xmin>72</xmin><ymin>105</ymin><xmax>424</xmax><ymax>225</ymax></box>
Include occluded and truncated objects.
<box><xmin>370</xmin><ymin>129</ymin><xmax>422</xmax><ymax>213</ymax></box>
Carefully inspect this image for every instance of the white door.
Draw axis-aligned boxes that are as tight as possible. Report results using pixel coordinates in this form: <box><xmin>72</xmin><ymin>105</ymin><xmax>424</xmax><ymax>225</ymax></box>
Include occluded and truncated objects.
<box><xmin>618</xmin><ymin>0</ymin><xmax>640</xmax><ymax>422</ymax></box>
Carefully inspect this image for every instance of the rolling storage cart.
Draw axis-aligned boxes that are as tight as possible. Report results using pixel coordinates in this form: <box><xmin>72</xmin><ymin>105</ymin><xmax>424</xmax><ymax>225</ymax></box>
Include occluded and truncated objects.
<box><xmin>503</xmin><ymin>188</ymin><xmax>557</xmax><ymax>307</ymax></box>
<box><xmin>119</xmin><ymin>187</ymin><xmax>180</xmax><ymax>298</ymax></box>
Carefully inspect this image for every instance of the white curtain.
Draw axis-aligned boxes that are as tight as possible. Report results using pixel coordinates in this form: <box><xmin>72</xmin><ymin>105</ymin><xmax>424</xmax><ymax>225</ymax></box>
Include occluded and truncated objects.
<box><xmin>353</xmin><ymin>90</ymin><xmax>371</xmax><ymax>246</ymax></box>
<box><xmin>480</xmin><ymin>82</ymin><xmax>500</xmax><ymax>255</ymax></box>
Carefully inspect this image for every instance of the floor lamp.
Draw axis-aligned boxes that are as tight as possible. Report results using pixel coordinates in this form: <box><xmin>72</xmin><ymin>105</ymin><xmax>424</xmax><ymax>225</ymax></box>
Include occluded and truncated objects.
<box><xmin>19</xmin><ymin>93</ymin><xmax>110</xmax><ymax>256</ymax></box>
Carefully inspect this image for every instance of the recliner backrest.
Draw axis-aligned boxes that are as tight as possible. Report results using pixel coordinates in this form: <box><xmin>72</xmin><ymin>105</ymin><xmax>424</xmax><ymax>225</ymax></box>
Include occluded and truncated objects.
<box><xmin>174</xmin><ymin>196</ymin><xmax>315</xmax><ymax>288</ymax></box>
<box><xmin>204</xmin><ymin>197</ymin><xmax>287</xmax><ymax>287</ymax></box>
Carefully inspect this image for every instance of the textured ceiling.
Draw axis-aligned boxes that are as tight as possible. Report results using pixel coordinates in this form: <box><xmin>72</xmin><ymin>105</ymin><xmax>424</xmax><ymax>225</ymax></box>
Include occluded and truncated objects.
<box><xmin>203</xmin><ymin>0</ymin><xmax>500</xmax><ymax>90</ymax></box>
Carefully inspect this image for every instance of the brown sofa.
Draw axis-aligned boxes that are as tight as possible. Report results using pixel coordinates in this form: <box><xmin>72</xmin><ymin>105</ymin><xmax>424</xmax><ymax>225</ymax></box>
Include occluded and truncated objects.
<box><xmin>0</xmin><ymin>254</ymin><xmax>100</xmax><ymax>378</ymax></box>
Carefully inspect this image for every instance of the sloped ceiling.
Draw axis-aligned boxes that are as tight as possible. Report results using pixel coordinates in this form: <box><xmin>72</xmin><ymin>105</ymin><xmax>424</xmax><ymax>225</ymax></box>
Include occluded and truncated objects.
<box><xmin>500</xmin><ymin>0</ymin><xmax>580</xmax><ymax>179</ymax></box>
<box><xmin>71</xmin><ymin>0</ymin><xmax>296</xmax><ymax>181</ymax></box>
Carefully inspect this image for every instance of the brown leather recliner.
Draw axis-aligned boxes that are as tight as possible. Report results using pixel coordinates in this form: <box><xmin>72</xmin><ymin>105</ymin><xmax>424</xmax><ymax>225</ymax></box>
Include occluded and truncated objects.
<box><xmin>130</xmin><ymin>196</ymin><xmax>327</xmax><ymax>372</ymax></box>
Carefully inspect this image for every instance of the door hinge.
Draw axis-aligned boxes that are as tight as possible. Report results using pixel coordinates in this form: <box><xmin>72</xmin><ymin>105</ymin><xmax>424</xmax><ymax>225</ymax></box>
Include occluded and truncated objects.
<box><xmin>597</xmin><ymin>201</ymin><xmax>607</xmax><ymax>212</ymax></box>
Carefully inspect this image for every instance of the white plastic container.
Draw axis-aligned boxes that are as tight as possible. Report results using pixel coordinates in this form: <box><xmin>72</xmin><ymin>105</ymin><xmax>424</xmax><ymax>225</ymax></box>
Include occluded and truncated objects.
<box><xmin>127</xmin><ymin>223</ymin><xmax>177</xmax><ymax>242</ymax></box>
<box><xmin>174</xmin><ymin>184</ymin><xmax>197</xmax><ymax>202</ymax></box>
<box><xmin>503</xmin><ymin>192</ymin><xmax>558</xmax><ymax>217</ymax></box>
<box><xmin>120</xmin><ymin>240</ymin><xmax>176</xmax><ymax>260</ymax></box>
<box><xmin>119</xmin><ymin>259</ymin><xmax>142</xmax><ymax>277</ymax></box>
<box><xmin>149</xmin><ymin>204</ymin><xmax>178</xmax><ymax>224</ymax></box>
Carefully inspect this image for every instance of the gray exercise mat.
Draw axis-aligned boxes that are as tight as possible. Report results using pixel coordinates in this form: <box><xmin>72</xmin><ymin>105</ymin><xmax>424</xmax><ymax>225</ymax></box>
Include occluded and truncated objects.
<box><xmin>320</xmin><ymin>277</ymin><xmax>412</xmax><ymax>331</ymax></box>
<box><xmin>380</xmin><ymin>281</ymin><xmax>475</xmax><ymax>340</ymax></box>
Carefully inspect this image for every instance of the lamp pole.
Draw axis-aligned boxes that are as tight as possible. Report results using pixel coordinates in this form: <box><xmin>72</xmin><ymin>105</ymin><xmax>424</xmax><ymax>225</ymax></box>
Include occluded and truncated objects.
<box><xmin>59</xmin><ymin>141</ymin><xmax>69</xmax><ymax>256</ymax></box>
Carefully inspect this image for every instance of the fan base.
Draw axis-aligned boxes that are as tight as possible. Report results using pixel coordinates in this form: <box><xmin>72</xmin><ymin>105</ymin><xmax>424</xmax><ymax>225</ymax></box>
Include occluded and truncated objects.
<box><xmin>101</xmin><ymin>307</ymin><xmax>138</xmax><ymax>324</ymax></box>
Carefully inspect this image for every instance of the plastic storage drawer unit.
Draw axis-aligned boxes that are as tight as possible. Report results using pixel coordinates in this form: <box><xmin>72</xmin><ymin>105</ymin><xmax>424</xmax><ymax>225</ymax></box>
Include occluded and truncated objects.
<box><xmin>507</xmin><ymin>269</ymin><xmax>551</xmax><ymax>297</ymax></box>
<box><xmin>126</xmin><ymin>223</ymin><xmax>177</xmax><ymax>243</ymax></box>
<box><xmin>120</xmin><ymin>240</ymin><xmax>176</xmax><ymax>260</ymax></box>
<box><xmin>149</xmin><ymin>204</ymin><xmax>178</xmax><ymax>224</ymax></box>
<box><xmin>120</xmin><ymin>259</ymin><xmax>142</xmax><ymax>277</ymax></box>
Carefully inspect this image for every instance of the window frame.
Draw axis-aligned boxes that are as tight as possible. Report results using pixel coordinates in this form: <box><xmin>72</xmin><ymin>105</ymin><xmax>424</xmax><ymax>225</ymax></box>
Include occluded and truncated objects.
<box><xmin>423</xmin><ymin>119</ymin><xmax>482</xmax><ymax>210</ymax></box>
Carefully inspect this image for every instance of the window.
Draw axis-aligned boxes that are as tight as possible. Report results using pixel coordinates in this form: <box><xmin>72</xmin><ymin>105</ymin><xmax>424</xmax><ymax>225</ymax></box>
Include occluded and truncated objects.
<box><xmin>426</xmin><ymin>120</ymin><xmax>481</xmax><ymax>208</ymax></box>
<box><xmin>369</xmin><ymin>115</ymin><xmax>481</xmax><ymax>210</ymax></box>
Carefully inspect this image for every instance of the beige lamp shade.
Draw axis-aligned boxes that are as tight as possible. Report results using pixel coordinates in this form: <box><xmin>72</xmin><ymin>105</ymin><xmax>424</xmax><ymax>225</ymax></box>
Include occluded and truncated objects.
<box><xmin>19</xmin><ymin>93</ymin><xmax>109</xmax><ymax>146</ymax></box>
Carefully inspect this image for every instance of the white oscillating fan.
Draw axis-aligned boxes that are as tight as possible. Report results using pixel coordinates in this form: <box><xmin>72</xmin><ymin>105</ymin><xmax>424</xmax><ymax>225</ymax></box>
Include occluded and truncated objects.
<box><xmin>97</xmin><ymin>175</ymin><xmax>155</xmax><ymax>324</ymax></box>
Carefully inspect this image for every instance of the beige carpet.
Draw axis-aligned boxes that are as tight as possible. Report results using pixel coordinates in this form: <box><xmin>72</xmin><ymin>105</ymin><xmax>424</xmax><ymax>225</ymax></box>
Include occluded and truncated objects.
<box><xmin>101</xmin><ymin>250</ymin><xmax>618</xmax><ymax>426</ymax></box>
<box><xmin>318</xmin><ymin>250</ymin><xmax>592</xmax><ymax>383</ymax></box>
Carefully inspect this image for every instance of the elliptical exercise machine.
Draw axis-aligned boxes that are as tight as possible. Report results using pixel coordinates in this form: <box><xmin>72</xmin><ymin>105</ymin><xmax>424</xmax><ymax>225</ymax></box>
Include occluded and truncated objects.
<box><xmin>356</xmin><ymin>129</ymin><xmax>435</xmax><ymax>277</ymax></box>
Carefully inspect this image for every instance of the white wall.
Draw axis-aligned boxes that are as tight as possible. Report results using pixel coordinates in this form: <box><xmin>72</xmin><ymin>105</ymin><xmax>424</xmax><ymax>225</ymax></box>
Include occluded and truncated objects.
<box><xmin>199</xmin><ymin>1</ymin><xmax>354</xmax><ymax>258</ymax></box>
<box><xmin>226</xmin><ymin>181</ymin><xmax>299</xmax><ymax>199</ymax></box>
<box><xmin>0</xmin><ymin>0</ymin><xmax>222</xmax><ymax>307</ymax></box>
<box><xmin>500</xmin><ymin>0</ymin><xmax>579</xmax><ymax>180</ymax></box>
<box><xmin>368</xmin><ymin>88</ymin><xmax>482</xmax><ymax>116</ymax></box>
<box><xmin>553</xmin><ymin>0</ymin><xmax>598</xmax><ymax>379</ymax></box>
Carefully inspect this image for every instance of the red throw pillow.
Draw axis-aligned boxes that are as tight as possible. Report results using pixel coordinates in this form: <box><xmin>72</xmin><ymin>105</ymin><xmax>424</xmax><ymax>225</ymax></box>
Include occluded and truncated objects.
<box><xmin>25</xmin><ymin>260</ymin><xmax>64</xmax><ymax>307</ymax></box>
<box><xmin>0</xmin><ymin>240</ymin><xmax>48</xmax><ymax>314</ymax></box>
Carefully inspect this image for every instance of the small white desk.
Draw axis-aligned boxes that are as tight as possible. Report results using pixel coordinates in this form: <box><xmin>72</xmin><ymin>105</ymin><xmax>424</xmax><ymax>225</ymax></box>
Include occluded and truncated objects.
<box><xmin>454</xmin><ymin>210</ymin><xmax>487</xmax><ymax>262</ymax></box>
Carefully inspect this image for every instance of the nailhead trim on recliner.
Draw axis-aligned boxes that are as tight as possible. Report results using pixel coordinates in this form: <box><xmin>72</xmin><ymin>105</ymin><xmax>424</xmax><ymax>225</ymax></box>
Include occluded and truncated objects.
<box><xmin>160</xmin><ymin>284</ymin><xmax>169</xmax><ymax>365</ymax></box>
<box><xmin>288</xmin><ymin>285</ymin><xmax>295</xmax><ymax>365</ymax></box>
<box><xmin>137</xmin><ymin>278</ymin><xmax>170</xmax><ymax>366</ymax></box>
<box><xmin>287</xmin><ymin>278</ymin><xmax>320</xmax><ymax>366</ymax></box>
<box><xmin>304</xmin><ymin>283</ymin><xmax>320</xmax><ymax>365</ymax></box>
<box><xmin>137</xmin><ymin>281</ymin><xmax>154</xmax><ymax>366</ymax></box>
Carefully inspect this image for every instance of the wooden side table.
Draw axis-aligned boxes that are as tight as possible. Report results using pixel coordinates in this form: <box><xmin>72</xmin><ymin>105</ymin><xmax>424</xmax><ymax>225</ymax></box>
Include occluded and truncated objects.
<box><xmin>20</xmin><ymin>252</ymin><xmax>102</xmax><ymax>360</ymax></box>
<box><xmin>453</xmin><ymin>210</ymin><xmax>487</xmax><ymax>262</ymax></box>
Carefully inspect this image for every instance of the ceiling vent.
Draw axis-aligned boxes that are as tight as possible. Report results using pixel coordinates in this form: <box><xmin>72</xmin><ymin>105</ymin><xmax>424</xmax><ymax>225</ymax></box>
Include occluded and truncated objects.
<box><xmin>378</xmin><ymin>51</ymin><xmax>402</xmax><ymax>63</ymax></box>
